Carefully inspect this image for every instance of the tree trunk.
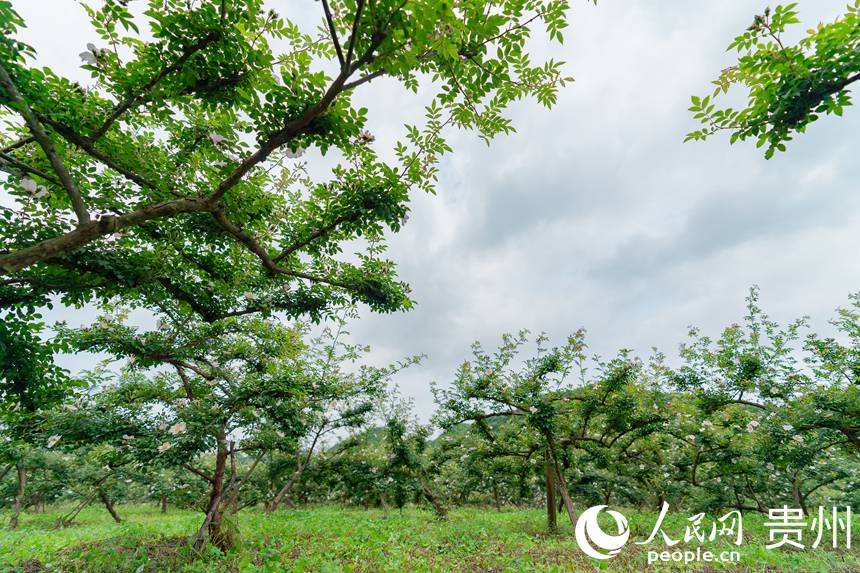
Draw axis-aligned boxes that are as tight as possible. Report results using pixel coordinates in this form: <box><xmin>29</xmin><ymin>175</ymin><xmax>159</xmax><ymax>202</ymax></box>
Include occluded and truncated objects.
<box><xmin>792</xmin><ymin>475</ymin><xmax>809</xmax><ymax>516</ymax></box>
<box><xmin>8</xmin><ymin>464</ymin><xmax>27</xmax><ymax>530</ymax></box>
<box><xmin>554</xmin><ymin>463</ymin><xmax>579</xmax><ymax>526</ymax></box>
<box><xmin>161</xmin><ymin>495</ymin><xmax>168</xmax><ymax>513</ymax></box>
<box><xmin>266</xmin><ymin>464</ymin><xmax>306</xmax><ymax>513</ymax></box>
<box><xmin>544</xmin><ymin>459</ymin><xmax>558</xmax><ymax>533</ymax></box>
<box><xmin>194</xmin><ymin>440</ymin><xmax>232</xmax><ymax>551</ymax></box>
<box><xmin>491</xmin><ymin>480</ymin><xmax>502</xmax><ymax>511</ymax></box>
<box><xmin>97</xmin><ymin>487</ymin><xmax>122</xmax><ymax>523</ymax></box>
<box><xmin>421</xmin><ymin>480</ymin><xmax>448</xmax><ymax>520</ymax></box>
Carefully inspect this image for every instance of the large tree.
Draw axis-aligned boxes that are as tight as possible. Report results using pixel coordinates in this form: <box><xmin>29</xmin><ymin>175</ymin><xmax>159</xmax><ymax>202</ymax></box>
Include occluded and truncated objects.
<box><xmin>0</xmin><ymin>0</ymin><xmax>572</xmax><ymax>321</ymax></box>
<box><xmin>687</xmin><ymin>2</ymin><xmax>860</xmax><ymax>158</ymax></box>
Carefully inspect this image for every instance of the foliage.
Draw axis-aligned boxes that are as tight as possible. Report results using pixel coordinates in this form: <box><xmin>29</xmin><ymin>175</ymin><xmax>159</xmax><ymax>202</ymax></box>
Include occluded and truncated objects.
<box><xmin>0</xmin><ymin>0</ymin><xmax>573</xmax><ymax>322</ymax></box>
<box><xmin>686</xmin><ymin>2</ymin><xmax>860</xmax><ymax>158</ymax></box>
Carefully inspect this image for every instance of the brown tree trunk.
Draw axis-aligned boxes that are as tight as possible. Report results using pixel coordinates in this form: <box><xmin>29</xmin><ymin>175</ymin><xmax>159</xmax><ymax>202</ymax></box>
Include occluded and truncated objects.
<box><xmin>792</xmin><ymin>474</ymin><xmax>809</xmax><ymax>516</ymax></box>
<box><xmin>10</xmin><ymin>465</ymin><xmax>27</xmax><ymax>527</ymax></box>
<box><xmin>98</xmin><ymin>486</ymin><xmax>122</xmax><ymax>523</ymax></box>
<box><xmin>544</xmin><ymin>459</ymin><xmax>558</xmax><ymax>533</ymax></box>
<box><xmin>491</xmin><ymin>480</ymin><xmax>502</xmax><ymax>511</ymax></box>
<box><xmin>554</xmin><ymin>463</ymin><xmax>579</xmax><ymax>526</ymax></box>
<box><xmin>421</xmin><ymin>480</ymin><xmax>448</xmax><ymax>520</ymax></box>
<box><xmin>8</xmin><ymin>464</ymin><xmax>26</xmax><ymax>530</ymax></box>
<box><xmin>194</xmin><ymin>439</ymin><xmax>232</xmax><ymax>551</ymax></box>
<box><xmin>161</xmin><ymin>495</ymin><xmax>168</xmax><ymax>513</ymax></box>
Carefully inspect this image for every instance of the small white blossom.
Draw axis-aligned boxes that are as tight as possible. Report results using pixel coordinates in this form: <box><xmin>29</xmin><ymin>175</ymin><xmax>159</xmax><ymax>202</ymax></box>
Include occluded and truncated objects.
<box><xmin>528</xmin><ymin>406</ymin><xmax>538</xmax><ymax>413</ymax></box>
<box><xmin>284</xmin><ymin>148</ymin><xmax>305</xmax><ymax>158</ymax></box>
<box><xmin>782</xmin><ymin>424</ymin><xmax>793</xmax><ymax>432</ymax></box>
<box><xmin>158</xmin><ymin>422</ymin><xmax>168</xmax><ymax>431</ymax></box>
<box><xmin>169</xmin><ymin>422</ymin><xmax>186</xmax><ymax>435</ymax></box>
<box><xmin>46</xmin><ymin>435</ymin><xmax>61</xmax><ymax>448</ymax></box>
<box><xmin>243</xmin><ymin>291</ymin><xmax>258</xmax><ymax>301</ymax></box>
<box><xmin>20</xmin><ymin>177</ymin><xmax>37</xmax><ymax>193</ymax></box>
<box><xmin>79</xmin><ymin>51</ymin><xmax>97</xmax><ymax>65</ymax></box>
<box><xmin>208</xmin><ymin>132</ymin><xmax>226</xmax><ymax>145</ymax></box>
<box><xmin>792</xmin><ymin>435</ymin><xmax>804</xmax><ymax>443</ymax></box>
<box><xmin>158</xmin><ymin>441</ymin><xmax>172</xmax><ymax>453</ymax></box>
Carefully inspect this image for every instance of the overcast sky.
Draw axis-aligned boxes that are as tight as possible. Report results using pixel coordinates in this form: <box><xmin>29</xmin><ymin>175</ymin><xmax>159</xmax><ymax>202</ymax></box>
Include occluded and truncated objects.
<box><xmin>12</xmin><ymin>0</ymin><xmax>860</xmax><ymax>421</ymax></box>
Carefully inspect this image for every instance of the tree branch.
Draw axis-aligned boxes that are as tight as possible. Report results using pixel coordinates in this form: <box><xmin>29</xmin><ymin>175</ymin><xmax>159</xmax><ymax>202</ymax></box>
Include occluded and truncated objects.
<box><xmin>89</xmin><ymin>32</ymin><xmax>220</xmax><ymax>143</ymax></box>
<box><xmin>0</xmin><ymin>64</ymin><xmax>90</xmax><ymax>224</ymax></box>
<box><xmin>322</xmin><ymin>0</ymin><xmax>345</xmax><ymax>67</ymax></box>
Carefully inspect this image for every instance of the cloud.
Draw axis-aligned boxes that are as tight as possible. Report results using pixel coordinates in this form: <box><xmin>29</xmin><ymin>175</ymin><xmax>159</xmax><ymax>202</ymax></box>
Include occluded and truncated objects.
<box><xmin>11</xmin><ymin>0</ymin><xmax>860</xmax><ymax>422</ymax></box>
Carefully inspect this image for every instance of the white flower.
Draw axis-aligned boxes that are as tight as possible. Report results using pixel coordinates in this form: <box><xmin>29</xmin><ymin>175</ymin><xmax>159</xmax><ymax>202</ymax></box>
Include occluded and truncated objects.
<box><xmin>20</xmin><ymin>177</ymin><xmax>37</xmax><ymax>193</ymax></box>
<box><xmin>766</xmin><ymin>463</ymin><xmax>775</xmax><ymax>471</ymax></box>
<box><xmin>243</xmin><ymin>291</ymin><xmax>258</xmax><ymax>301</ymax></box>
<box><xmin>816</xmin><ymin>381</ymin><xmax>828</xmax><ymax>388</ymax></box>
<box><xmin>208</xmin><ymin>132</ymin><xmax>226</xmax><ymax>145</ymax></box>
<box><xmin>158</xmin><ymin>422</ymin><xmax>168</xmax><ymax>431</ymax></box>
<box><xmin>63</xmin><ymin>404</ymin><xmax>78</xmax><ymax>412</ymax></box>
<box><xmin>639</xmin><ymin>464</ymin><xmax>645</xmax><ymax>470</ymax></box>
<box><xmin>86</xmin><ymin>42</ymin><xmax>97</xmax><ymax>52</ymax></box>
<box><xmin>212</xmin><ymin>160</ymin><xmax>227</xmax><ymax>168</ymax></box>
<box><xmin>485</xmin><ymin>368</ymin><xmax>494</xmax><ymax>376</ymax></box>
<box><xmin>284</xmin><ymin>148</ymin><xmax>305</xmax><ymax>158</ymax></box>
<box><xmin>46</xmin><ymin>435</ymin><xmax>61</xmax><ymax>448</ymax></box>
<box><xmin>528</xmin><ymin>406</ymin><xmax>538</xmax><ymax>413</ymax></box>
<box><xmin>792</xmin><ymin>435</ymin><xmax>804</xmax><ymax>443</ymax></box>
<box><xmin>79</xmin><ymin>51</ymin><xmax>97</xmax><ymax>65</ymax></box>
<box><xmin>782</xmin><ymin>424</ymin><xmax>793</xmax><ymax>432</ymax></box>
<box><xmin>701</xmin><ymin>420</ymin><xmax>713</xmax><ymax>428</ymax></box>
<box><xmin>157</xmin><ymin>441</ymin><xmax>172</xmax><ymax>453</ymax></box>
<box><xmin>33</xmin><ymin>185</ymin><xmax>50</xmax><ymax>199</ymax></box>
<box><xmin>357</xmin><ymin>129</ymin><xmax>375</xmax><ymax>144</ymax></box>
<box><xmin>276</xmin><ymin>430</ymin><xmax>285</xmax><ymax>438</ymax></box>
<box><xmin>686</xmin><ymin>434</ymin><xmax>696</xmax><ymax>441</ymax></box>
<box><xmin>169</xmin><ymin>422</ymin><xmax>186</xmax><ymax>435</ymax></box>
<box><xmin>226</xmin><ymin>152</ymin><xmax>241</xmax><ymax>162</ymax></box>
<box><xmin>122</xmin><ymin>434</ymin><xmax>133</xmax><ymax>441</ymax></box>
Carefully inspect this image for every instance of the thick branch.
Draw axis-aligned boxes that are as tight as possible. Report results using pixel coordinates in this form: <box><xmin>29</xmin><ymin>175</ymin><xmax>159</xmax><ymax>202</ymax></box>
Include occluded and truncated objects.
<box><xmin>0</xmin><ymin>197</ymin><xmax>211</xmax><ymax>274</ymax></box>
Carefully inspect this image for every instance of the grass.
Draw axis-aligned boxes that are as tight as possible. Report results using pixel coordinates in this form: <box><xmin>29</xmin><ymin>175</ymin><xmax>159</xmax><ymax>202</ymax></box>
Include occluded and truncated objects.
<box><xmin>1</xmin><ymin>505</ymin><xmax>859</xmax><ymax>572</ymax></box>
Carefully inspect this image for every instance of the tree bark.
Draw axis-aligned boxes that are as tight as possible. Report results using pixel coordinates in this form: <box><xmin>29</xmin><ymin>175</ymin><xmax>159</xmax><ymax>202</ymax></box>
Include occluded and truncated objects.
<box><xmin>544</xmin><ymin>459</ymin><xmax>558</xmax><ymax>533</ymax></box>
<box><xmin>194</xmin><ymin>439</ymin><xmax>231</xmax><ymax>551</ymax></box>
<box><xmin>491</xmin><ymin>480</ymin><xmax>502</xmax><ymax>511</ymax></box>
<box><xmin>161</xmin><ymin>495</ymin><xmax>168</xmax><ymax>514</ymax></box>
<box><xmin>8</xmin><ymin>464</ymin><xmax>26</xmax><ymax>530</ymax></box>
<box><xmin>421</xmin><ymin>480</ymin><xmax>448</xmax><ymax>520</ymax></box>
<box><xmin>98</xmin><ymin>487</ymin><xmax>122</xmax><ymax>523</ymax></box>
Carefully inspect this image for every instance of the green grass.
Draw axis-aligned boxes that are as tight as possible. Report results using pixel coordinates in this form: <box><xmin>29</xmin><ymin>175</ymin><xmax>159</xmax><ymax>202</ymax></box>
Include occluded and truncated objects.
<box><xmin>1</xmin><ymin>505</ymin><xmax>859</xmax><ymax>572</ymax></box>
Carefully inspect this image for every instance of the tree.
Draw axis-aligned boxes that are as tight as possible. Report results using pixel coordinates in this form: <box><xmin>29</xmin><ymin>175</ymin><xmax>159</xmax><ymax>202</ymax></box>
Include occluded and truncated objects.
<box><xmin>0</xmin><ymin>306</ymin><xmax>71</xmax><ymax>528</ymax></box>
<box><xmin>686</xmin><ymin>2</ymin><xmax>860</xmax><ymax>158</ymax></box>
<box><xmin>0</xmin><ymin>0</ymin><xmax>573</xmax><ymax>322</ymax></box>
<box><xmin>49</xmin><ymin>311</ymin><xmax>406</xmax><ymax>549</ymax></box>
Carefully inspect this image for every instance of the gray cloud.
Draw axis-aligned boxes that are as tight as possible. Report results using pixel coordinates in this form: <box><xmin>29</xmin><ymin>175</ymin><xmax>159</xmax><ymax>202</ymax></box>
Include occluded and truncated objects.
<box><xmin>11</xmin><ymin>0</ymin><xmax>860</xmax><ymax>421</ymax></box>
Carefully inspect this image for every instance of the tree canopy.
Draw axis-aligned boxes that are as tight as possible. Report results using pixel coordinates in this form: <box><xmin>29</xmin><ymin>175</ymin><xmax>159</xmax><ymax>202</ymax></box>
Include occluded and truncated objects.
<box><xmin>0</xmin><ymin>0</ymin><xmax>572</xmax><ymax>322</ymax></box>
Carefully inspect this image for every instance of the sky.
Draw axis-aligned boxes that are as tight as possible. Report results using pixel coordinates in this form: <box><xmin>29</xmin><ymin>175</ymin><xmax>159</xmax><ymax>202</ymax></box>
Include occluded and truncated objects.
<box><xmin>10</xmin><ymin>0</ymin><xmax>860</xmax><ymax>421</ymax></box>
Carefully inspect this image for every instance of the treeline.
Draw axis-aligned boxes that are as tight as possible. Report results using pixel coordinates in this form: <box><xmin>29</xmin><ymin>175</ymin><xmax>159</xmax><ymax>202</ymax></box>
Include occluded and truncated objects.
<box><xmin>3</xmin><ymin>288</ymin><xmax>859</xmax><ymax>543</ymax></box>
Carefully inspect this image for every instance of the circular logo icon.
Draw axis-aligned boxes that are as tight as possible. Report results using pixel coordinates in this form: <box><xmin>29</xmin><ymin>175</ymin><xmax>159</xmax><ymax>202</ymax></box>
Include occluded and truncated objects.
<box><xmin>574</xmin><ymin>505</ymin><xmax>630</xmax><ymax>560</ymax></box>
